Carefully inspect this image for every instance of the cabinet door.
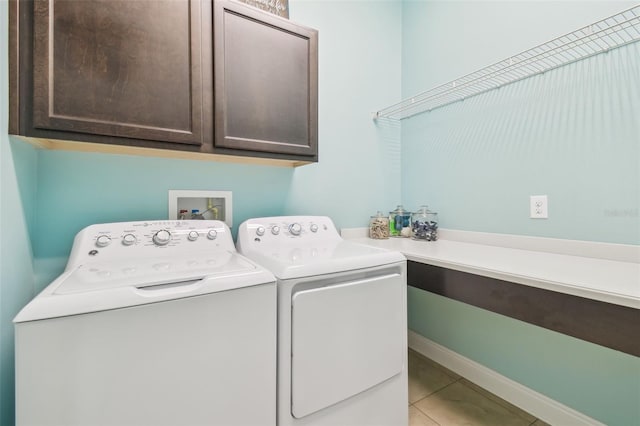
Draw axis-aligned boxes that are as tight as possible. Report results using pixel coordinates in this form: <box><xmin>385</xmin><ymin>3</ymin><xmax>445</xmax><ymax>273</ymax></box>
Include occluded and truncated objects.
<box><xmin>214</xmin><ymin>0</ymin><xmax>318</xmax><ymax>160</ymax></box>
<box><xmin>31</xmin><ymin>0</ymin><xmax>207</xmax><ymax>147</ymax></box>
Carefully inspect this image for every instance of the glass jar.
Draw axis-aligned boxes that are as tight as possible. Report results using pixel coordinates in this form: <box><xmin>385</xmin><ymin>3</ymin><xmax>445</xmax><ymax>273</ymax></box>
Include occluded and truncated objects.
<box><xmin>389</xmin><ymin>205</ymin><xmax>412</xmax><ymax>237</ymax></box>
<box><xmin>411</xmin><ymin>205</ymin><xmax>438</xmax><ymax>241</ymax></box>
<box><xmin>369</xmin><ymin>211</ymin><xmax>390</xmax><ymax>239</ymax></box>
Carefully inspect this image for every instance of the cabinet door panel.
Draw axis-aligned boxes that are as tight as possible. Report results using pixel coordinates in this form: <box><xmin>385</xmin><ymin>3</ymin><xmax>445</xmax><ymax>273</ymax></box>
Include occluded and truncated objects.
<box><xmin>214</xmin><ymin>0</ymin><xmax>318</xmax><ymax>158</ymax></box>
<box><xmin>33</xmin><ymin>0</ymin><xmax>205</xmax><ymax>146</ymax></box>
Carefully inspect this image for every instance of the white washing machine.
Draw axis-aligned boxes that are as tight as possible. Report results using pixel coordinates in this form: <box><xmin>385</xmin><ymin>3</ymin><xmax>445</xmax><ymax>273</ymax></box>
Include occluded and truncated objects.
<box><xmin>14</xmin><ymin>220</ymin><xmax>277</xmax><ymax>426</ymax></box>
<box><xmin>237</xmin><ymin>216</ymin><xmax>408</xmax><ymax>426</ymax></box>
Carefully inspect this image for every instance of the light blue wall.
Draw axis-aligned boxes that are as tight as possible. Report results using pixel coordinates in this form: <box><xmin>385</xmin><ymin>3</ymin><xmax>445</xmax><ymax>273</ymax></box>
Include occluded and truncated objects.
<box><xmin>285</xmin><ymin>0</ymin><xmax>402</xmax><ymax>225</ymax></box>
<box><xmin>401</xmin><ymin>1</ymin><xmax>639</xmax><ymax>245</ymax></box>
<box><xmin>30</xmin><ymin>0</ymin><xmax>403</xmax><ymax>252</ymax></box>
<box><xmin>2</xmin><ymin>1</ymin><xmax>638</xmax><ymax>425</ymax></box>
<box><xmin>29</xmin><ymin>0</ymin><xmax>403</xmax><ymax>286</ymax></box>
<box><xmin>33</xmin><ymin>151</ymin><xmax>294</xmax><ymax>286</ymax></box>
<box><xmin>401</xmin><ymin>2</ymin><xmax>640</xmax><ymax>425</ymax></box>
<box><xmin>0</xmin><ymin>1</ymin><xmax>39</xmax><ymax>423</ymax></box>
<box><xmin>0</xmin><ymin>2</ymin><xmax>402</xmax><ymax>422</ymax></box>
<box><xmin>408</xmin><ymin>288</ymin><xmax>640</xmax><ymax>426</ymax></box>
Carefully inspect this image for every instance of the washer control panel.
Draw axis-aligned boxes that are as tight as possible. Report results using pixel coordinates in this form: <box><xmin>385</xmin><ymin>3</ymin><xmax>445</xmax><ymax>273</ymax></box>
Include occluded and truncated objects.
<box><xmin>237</xmin><ymin>216</ymin><xmax>341</xmax><ymax>251</ymax></box>
<box><xmin>67</xmin><ymin>220</ymin><xmax>232</xmax><ymax>270</ymax></box>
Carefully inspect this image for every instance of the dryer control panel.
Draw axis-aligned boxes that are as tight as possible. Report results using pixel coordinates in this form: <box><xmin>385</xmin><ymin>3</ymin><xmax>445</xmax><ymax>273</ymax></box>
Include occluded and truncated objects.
<box><xmin>236</xmin><ymin>215</ymin><xmax>406</xmax><ymax>286</ymax></box>
<box><xmin>67</xmin><ymin>220</ymin><xmax>234</xmax><ymax>270</ymax></box>
<box><xmin>237</xmin><ymin>216</ymin><xmax>340</xmax><ymax>247</ymax></box>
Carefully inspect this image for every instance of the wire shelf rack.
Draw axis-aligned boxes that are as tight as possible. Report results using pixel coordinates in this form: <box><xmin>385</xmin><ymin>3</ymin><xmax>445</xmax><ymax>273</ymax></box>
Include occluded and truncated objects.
<box><xmin>374</xmin><ymin>5</ymin><xmax>640</xmax><ymax>120</ymax></box>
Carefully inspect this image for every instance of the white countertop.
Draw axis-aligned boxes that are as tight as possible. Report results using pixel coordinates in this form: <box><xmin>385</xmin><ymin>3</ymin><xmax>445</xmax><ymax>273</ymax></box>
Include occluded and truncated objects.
<box><xmin>348</xmin><ymin>236</ymin><xmax>640</xmax><ymax>309</ymax></box>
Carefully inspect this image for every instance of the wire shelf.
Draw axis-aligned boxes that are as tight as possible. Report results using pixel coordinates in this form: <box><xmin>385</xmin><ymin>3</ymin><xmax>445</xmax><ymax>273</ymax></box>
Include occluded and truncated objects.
<box><xmin>375</xmin><ymin>5</ymin><xmax>640</xmax><ymax>120</ymax></box>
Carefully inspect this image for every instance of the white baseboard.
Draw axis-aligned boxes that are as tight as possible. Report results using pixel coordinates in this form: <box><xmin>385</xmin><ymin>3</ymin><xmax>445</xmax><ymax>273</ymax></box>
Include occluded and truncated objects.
<box><xmin>408</xmin><ymin>330</ymin><xmax>605</xmax><ymax>426</ymax></box>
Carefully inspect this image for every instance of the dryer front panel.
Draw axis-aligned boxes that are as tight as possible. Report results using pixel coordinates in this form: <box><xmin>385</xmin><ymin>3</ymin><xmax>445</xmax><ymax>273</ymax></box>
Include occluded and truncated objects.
<box><xmin>290</xmin><ymin>272</ymin><xmax>404</xmax><ymax>419</ymax></box>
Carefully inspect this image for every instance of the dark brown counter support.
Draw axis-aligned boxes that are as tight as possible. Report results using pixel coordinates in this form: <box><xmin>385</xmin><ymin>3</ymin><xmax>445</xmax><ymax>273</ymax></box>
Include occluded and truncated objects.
<box><xmin>407</xmin><ymin>261</ymin><xmax>640</xmax><ymax>357</ymax></box>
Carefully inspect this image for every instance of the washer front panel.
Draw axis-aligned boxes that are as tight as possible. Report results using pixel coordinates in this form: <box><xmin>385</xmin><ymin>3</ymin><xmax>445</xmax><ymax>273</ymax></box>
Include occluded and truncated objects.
<box><xmin>16</xmin><ymin>283</ymin><xmax>276</xmax><ymax>426</ymax></box>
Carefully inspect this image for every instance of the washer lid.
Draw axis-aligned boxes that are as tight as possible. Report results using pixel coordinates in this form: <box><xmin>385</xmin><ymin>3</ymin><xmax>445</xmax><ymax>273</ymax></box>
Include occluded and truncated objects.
<box><xmin>54</xmin><ymin>251</ymin><xmax>250</xmax><ymax>295</ymax></box>
<box><xmin>240</xmin><ymin>240</ymin><xmax>406</xmax><ymax>279</ymax></box>
<box><xmin>14</xmin><ymin>252</ymin><xmax>275</xmax><ymax>322</ymax></box>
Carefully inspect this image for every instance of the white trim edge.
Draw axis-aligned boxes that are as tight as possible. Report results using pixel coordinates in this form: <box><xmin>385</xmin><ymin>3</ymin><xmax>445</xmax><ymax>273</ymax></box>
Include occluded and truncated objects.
<box><xmin>408</xmin><ymin>330</ymin><xmax>605</xmax><ymax>426</ymax></box>
<box><xmin>438</xmin><ymin>229</ymin><xmax>639</xmax><ymax>263</ymax></box>
<box><xmin>340</xmin><ymin>227</ymin><xmax>639</xmax><ymax>263</ymax></box>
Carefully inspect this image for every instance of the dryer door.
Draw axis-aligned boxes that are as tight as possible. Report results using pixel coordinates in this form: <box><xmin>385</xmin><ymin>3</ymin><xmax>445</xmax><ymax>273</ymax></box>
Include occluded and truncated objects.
<box><xmin>290</xmin><ymin>271</ymin><xmax>404</xmax><ymax>418</ymax></box>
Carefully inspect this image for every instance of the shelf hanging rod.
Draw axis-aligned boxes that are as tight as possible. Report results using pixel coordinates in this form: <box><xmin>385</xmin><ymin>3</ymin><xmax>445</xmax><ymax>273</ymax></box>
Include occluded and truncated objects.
<box><xmin>374</xmin><ymin>5</ymin><xmax>640</xmax><ymax>120</ymax></box>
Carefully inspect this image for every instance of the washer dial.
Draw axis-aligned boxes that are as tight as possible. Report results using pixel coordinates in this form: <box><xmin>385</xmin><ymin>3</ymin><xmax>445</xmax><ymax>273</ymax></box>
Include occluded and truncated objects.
<box><xmin>207</xmin><ymin>230</ymin><xmax>218</xmax><ymax>240</ymax></box>
<box><xmin>289</xmin><ymin>223</ymin><xmax>302</xmax><ymax>236</ymax></box>
<box><xmin>256</xmin><ymin>226</ymin><xmax>266</xmax><ymax>236</ymax></box>
<box><xmin>122</xmin><ymin>234</ymin><xmax>137</xmax><ymax>246</ymax></box>
<box><xmin>152</xmin><ymin>230</ymin><xmax>171</xmax><ymax>246</ymax></box>
<box><xmin>188</xmin><ymin>231</ymin><xmax>199</xmax><ymax>241</ymax></box>
<box><xmin>95</xmin><ymin>235</ymin><xmax>111</xmax><ymax>247</ymax></box>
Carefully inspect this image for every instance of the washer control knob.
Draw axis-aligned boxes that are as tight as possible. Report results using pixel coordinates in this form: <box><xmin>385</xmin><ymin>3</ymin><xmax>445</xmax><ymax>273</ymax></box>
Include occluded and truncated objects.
<box><xmin>122</xmin><ymin>234</ymin><xmax>137</xmax><ymax>246</ymax></box>
<box><xmin>96</xmin><ymin>235</ymin><xmax>111</xmax><ymax>247</ymax></box>
<box><xmin>256</xmin><ymin>226</ymin><xmax>266</xmax><ymax>236</ymax></box>
<box><xmin>188</xmin><ymin>231</ymin><xmax>199</xmax><ymax>241</ymax></box>
<box><xmin>207</xmin><ymin>229</ymin><xmax>217</xmax><ymax>240</ymax></box>
<box><xmin>289</xmin><ymin>223</ymin><xmax>302</xmax><ymax>236</ymax></box>
<box><xmin>152</xmin><ymin>230</ymin><xmax>171</xmax><ymax>246</ymax></box>
<box><xmin>310</xmin><ymin>224</ymin><xmax>319</xmax><ymax>233</ymax></box>
<box><xmin>271</xmin><ymin>226</ymin><xmax>280</xmax><ymax>235</ymax></box>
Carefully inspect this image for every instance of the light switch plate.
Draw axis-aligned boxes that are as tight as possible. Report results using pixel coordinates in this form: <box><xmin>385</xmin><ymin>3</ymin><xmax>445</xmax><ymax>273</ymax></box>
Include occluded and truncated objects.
<box><xmin>530</xmin><ymin>195</ymin><xmax>548</xmax><ymax>219</ymax></box>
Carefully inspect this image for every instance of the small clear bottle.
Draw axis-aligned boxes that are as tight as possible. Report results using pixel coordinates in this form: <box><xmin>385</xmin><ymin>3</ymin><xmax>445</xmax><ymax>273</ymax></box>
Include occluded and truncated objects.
<box><xmin>389</xmin><ymin>205</ymin><xmax>411</xmax><ymax>237</ymax></box>
<box><xmin>411</xmin><ymin>205</ymin><xmax>438</xmax><ymax>241</ymax></box>
<box><xmin>369</xmin><ymin>211</ymin><xmax>390</xmax><ymax>239</ymax></box>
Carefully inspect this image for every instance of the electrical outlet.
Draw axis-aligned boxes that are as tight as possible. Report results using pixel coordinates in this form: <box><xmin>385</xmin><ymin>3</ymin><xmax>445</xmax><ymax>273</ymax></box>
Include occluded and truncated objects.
<box><xmin>530</xmin><ymin>195</ymin><xmax>548</xmax><ymax>219</ymax></box>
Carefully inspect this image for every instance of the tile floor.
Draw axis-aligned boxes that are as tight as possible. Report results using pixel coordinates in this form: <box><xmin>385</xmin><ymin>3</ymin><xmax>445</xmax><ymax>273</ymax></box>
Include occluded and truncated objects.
<box><xmin>408</xmin><ymin>349</ymin><xmax>551</xmax><ymax>426</ymax></box>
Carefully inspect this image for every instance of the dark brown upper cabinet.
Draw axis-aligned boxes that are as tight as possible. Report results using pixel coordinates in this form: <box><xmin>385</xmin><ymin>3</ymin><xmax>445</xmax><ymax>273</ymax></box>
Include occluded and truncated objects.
<box><xmin>213</xmin><ymin>0</ymin><xmax>318</xmax><ymax>161</ymax></box>
<box><xmin>10</xmin><ymin>0</ymin><xmax>318</xmax><ymax>164</ymax></box>
<box><xmin>10</xmin><ymin>0</ymin><xmax>211</xmax><ymax>152</ymax></box>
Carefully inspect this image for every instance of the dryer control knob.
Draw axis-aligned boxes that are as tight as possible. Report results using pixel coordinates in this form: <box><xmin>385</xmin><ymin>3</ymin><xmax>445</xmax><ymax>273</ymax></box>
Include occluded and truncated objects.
<box><xmin>153</xmin><ymin>230</ymin><xmax>171</xmax><ymax>246</ymax></box>
<box><xmin>289</xmin><ymin>223</ymin><xmax>302</xmax><ymax>236</ymax></box>
<box><xmin>207</xmin><ymin>230</ymin><xmax>217</xmax><ymax>240</ymax></box>
<box><xmin>256</xmin><ymin>226</ymin><xmax>266</xmax><ymax>236</ymax></box>
<box><xmin>310</xmin><ymin>224</ymin><xmax>318</xmax><ymax>233</ymax></box>
<box><xmin>122</xmin><ymin>234</ymin><xmax>137</xmax><ymax>246</ymax></box>
<box><xmin>188</xmin><ymin>231</ymin><xmax>199</xmax><ymax>241</ymax></box>
<box><xmin>271</xmin><ymin>226</ymin><xmax>280</xmax><ymax>235</ymax></box>
<box><xmin>96</xmin><ymin>235</ymin><xmax>111</xmax><ymax>247</ymax></box>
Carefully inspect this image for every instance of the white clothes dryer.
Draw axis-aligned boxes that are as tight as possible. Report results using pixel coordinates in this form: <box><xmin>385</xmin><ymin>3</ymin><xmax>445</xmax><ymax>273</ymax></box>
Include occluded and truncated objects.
<box><xmin>237</xmin><ymin>216</ymin><xmax>408</xmax><ymax>426</ymax></box>
<box><xmin>14</xmin><ymin>220</ymin><xmax>277</xmax><ymax>426</ymax></box>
